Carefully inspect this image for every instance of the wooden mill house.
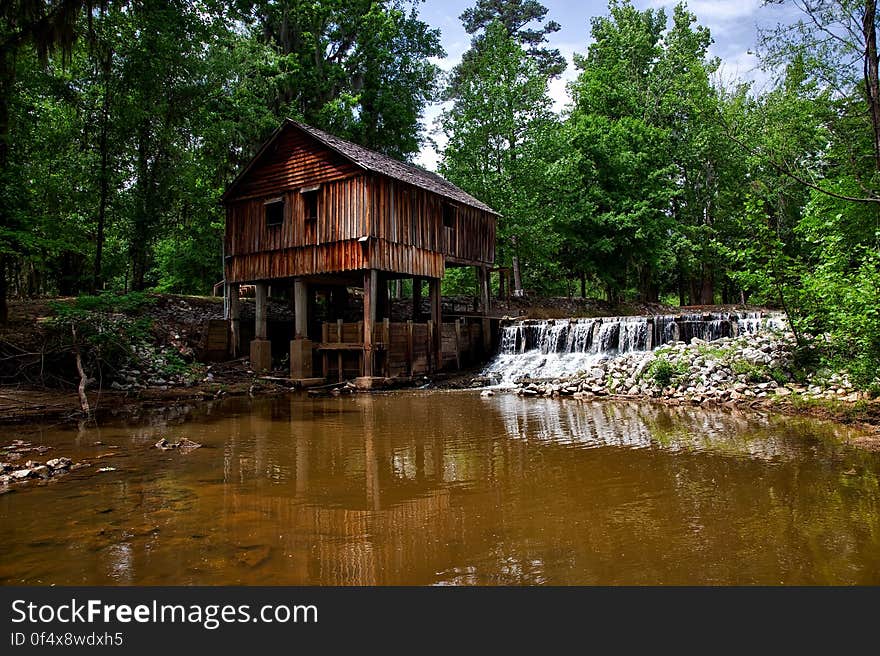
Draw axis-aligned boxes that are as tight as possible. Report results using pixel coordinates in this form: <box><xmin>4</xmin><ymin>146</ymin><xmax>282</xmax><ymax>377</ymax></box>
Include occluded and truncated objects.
<box><xmin>222</xmin><ymin>120</ymin><xmax>498</xmax><ymax>382</ymax></box>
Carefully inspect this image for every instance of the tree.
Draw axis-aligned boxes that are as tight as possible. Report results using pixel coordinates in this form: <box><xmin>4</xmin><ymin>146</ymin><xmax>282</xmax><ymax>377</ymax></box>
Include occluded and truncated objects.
<box><xmin>459</xmin><ymin>0</ymin><xmax>564</xmax><ymax>78</ymax></box>
<box><xmin>0</xmin><ymin>0</ymin><xmax>96</xmax><ymax>321</ymax></box>
<box><xmin>253</xmin><ymin>0</ymin><xmax>443</xmax><ymax>160</ymax></box>
<box><xmin>760</xmin><ymin>0</ymin><xmax>880</xmax><ymax>182</ymax></box>
<box><xmin>440</xmin><ymin>20</ymin><xmax>560</xmax><ymax>293</ymax></box>
<box><xmin>561</xmin><ymin>0</ymin><xmax>674</xmax><ymax>302</ymax></box>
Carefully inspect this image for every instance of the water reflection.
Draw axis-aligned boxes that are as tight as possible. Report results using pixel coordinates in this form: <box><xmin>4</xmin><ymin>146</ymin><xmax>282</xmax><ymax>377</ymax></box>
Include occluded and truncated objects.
<box><xmin>1</xmin><ymin>392</ymin><xmax>879</xmax><ymax>585</ymax></box>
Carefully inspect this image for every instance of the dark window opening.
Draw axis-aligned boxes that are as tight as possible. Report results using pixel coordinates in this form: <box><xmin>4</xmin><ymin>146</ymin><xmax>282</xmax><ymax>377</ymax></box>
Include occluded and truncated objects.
<box><xmin>265</xmin><ymin>197</ymin><xmax>284</xmax><ymax>227</ymax></box>
<box><xmin>302</xmin><ymin>188</ymin><xmax>319</xmax><ymax>221</ymax></box>
<box><xmin>442</xmin><ymin>203</ymin><xmax>456</xmax><ymax>228</ymax></box>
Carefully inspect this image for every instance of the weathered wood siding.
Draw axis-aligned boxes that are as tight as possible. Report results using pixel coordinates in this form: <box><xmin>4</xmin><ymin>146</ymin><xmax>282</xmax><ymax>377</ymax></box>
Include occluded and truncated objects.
<box><xmin>231</xmin><ymin>127</ymin><xmax>361</xmax><ymax>201</ymax></box>
<box><xmin>371</xmin><ymin>176</ymin><xmax>495</xmax><ymax>267</ymax></box>
<box><xmin>224</xmin><ymin>127</ymin><xmax>496</xmax><ymax>283</ymax></box>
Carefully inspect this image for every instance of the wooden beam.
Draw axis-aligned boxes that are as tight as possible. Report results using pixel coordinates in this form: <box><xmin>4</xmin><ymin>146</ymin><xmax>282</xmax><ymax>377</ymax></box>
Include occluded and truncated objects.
<box><xmin>254</xmin><ymin>282</ymin><xmax>267</xmax><ymax>340</ymax></box>
<box><xmin>383</xmin><ymin>318</ymin><xmax>390</xmax><ymax>376</ymax></box>
<box><xmin>321</xmin><ymin>322</ymin><xmax>330</xmax><ymax>379</ymax></box>
<box><xmin>293</xmin><ymin>279</ymin><xmax>308</xmax><ymax>338</ymax></box>
<box><xmin>429</xmin><ymin>277</ymin><xmax>441</xmax><ymax>370</ymax></box>
<box><xmin>363</xmin><ymin>269</ymin><xmax>377</xmax><ymax>377</ymax></box>
<box><xmin>336</xmin><ymin>319</ymin><xmax>344</xmax><ymax>382</ymax></box>
<box><xmin>406</xmin><ymin>320</ymin><xmax>414</xmax><ymax>376</ymax></box>
<box><xmin>475</xmin><ymin>265</ymin><xmax>491</xmax><ymax>314</ymax></box>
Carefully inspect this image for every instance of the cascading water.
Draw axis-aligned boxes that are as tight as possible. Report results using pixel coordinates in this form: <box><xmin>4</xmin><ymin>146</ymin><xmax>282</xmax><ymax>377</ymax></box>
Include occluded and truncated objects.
<box><xmin>484</xmin><ymin>311</ymin><xmax>787</xmax><ymax>386</ymax></box>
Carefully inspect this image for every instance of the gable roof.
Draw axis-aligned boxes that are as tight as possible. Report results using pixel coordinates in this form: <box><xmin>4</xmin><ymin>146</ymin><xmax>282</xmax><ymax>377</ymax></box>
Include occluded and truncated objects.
<box><xmin>223</xmin><ymin>119</ymin><xmax>499</xmax><ymax>215</ymax></box>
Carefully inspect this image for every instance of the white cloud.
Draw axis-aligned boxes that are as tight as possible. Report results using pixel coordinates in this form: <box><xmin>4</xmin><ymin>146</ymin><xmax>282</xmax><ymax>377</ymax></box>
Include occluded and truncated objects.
<box><xmin>647</xmin><ymin>0</ymin><xmax>762</xmax><ymax>22</ymax></box>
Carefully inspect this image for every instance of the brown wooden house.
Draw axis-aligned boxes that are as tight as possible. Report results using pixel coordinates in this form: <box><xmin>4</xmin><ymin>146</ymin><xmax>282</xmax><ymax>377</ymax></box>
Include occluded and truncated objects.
<box><xmin>222</xmin><ymin>119</ymin><xmax>498</xmax><ymax>381</ymax></box>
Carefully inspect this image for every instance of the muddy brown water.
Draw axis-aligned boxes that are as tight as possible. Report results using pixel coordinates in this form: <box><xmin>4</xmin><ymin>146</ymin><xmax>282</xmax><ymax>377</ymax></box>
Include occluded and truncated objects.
<box><xmin>1</xmin><ymin>392</ymin><xmax>879</xmax><ymax>585</ymax></box>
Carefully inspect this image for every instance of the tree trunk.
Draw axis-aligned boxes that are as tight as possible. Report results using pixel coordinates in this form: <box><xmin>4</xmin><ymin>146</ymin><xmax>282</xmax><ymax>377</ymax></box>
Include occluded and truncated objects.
<box><xmin>638</xmin><ymin>265</ymin><xmax>659</xmax><ymax>303</ymax></box>
<box><xmin>699</xmin><ymin>266</ymin><xmax>714</xmax><ymax>305</ymax></box>
<box><xmin>510</xmin><ymin>237</ymin><xmax>523</xmax><ymax>296</ymax></box>
<box><xmin>863</xmin><ymin>0</ymin><xmax>880</xmax><ymax>171</ymax></box>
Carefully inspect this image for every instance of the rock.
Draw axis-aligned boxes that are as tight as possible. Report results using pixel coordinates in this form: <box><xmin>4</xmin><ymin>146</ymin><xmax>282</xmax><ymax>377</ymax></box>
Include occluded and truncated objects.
<box><xmin>0</xmin><ymin>474</ymin><xmax>11</xmax><ymax>485</ymax></box>
<box><xmin>480</xmin><ymin>390</ymin><xmax>495</xmax><ymax>397</ymax></box>
<box><xmin>11</xmin><ymin>469</ymin><xmax>32</xmax><ymax>480</ymax></box>
<box><xmin>96</xmin><ymin>467</ymin><xmax>117</xmax><ymax>473</ymax></box>
<box><xmin>46</xmin><ymin>457</ymin><xmax>72</xmax><ymax>470</ymax></box>
<box><xmin>154</xmin><ymin>437</ymin><xmax>202</xmax><ymax>453</ymax></box>
<box><xmin>775</xmin><ymin>387</ymin><xmax>792</xmax><ymax>396</ymax></box>
<box><xmin>31</xmin><ymin>465</ymin><xmax>51</xmax><ymax>479</ymax></box>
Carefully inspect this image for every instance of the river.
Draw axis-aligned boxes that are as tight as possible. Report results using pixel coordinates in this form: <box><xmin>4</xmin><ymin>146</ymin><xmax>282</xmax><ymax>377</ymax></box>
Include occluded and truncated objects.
<box><xmin>1</xmin><ymin>392</ymin><xmax>878</xmax><ymax>585</ymax></box>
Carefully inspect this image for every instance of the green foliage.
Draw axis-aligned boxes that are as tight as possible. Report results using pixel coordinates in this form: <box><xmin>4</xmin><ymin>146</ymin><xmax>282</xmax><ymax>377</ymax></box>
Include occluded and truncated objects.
<box><xmin>731</xmin><ymin>360</ymin><xmax>787</xmax><ymax>385</ymax></box>
<box><xmin>644</xmin><ymin>357</ymin><xmax>688</xmax><ymax>388</ymax></box>
<box><xmin>440</xmin><ymin>18</ymin><xmax>562</xmax><ymax>292</ymax></box>
<box><xmin>2</xmin><ymin>0</ymin><xmax>442</xmax><ymax>298</ymax></box>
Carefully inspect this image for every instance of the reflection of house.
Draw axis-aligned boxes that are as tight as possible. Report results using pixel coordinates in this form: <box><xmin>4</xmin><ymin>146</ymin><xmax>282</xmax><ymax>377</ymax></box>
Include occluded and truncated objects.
<box><xmin>222</xmin><ymin>120</ymin><xmax>498</xmax><ymax>379</ymax></box>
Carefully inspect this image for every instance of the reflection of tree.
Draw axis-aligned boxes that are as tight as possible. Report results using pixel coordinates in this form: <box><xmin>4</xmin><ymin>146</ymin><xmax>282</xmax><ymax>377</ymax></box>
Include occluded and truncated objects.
<box><xmin>9</xmin><ymin>393</ymin><xmax>878</xmax><ymax>585</ymax></box>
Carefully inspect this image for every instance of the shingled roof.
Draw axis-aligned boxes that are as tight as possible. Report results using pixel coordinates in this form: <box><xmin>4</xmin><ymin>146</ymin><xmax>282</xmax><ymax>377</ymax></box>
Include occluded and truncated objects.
<box><xmin>224</xmin><ymin>119</ymin><xmax>498</xmax><ymax>215</ymax></box>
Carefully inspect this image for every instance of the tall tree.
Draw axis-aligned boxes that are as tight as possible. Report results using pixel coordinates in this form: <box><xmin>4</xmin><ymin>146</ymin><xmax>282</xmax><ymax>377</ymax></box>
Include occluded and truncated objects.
<box><xmin>459</xmin><ymin>0</ymin><xmax>564</xmax><ymax>78</ymax></box>
<box><xmin>440</xmin><ymin>20</ymin><xmax>559</xmax><ymax>292</ymax></box>
<box><xmin>253</xmin><ymin>0</ymin><xmax>443</xmax><ymax>160</ymax></box>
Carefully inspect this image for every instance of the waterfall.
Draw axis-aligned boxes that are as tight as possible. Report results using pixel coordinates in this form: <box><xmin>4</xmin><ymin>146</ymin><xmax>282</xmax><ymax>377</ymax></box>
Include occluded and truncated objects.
<box><xmin>483</xmin><ymin>312</ymin><xmax>786</xmax><ymax>386</ymax></box>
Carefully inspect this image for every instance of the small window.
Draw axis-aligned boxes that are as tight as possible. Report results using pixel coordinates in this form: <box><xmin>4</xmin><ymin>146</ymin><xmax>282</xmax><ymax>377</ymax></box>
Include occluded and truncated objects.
<box><xmin>442</xmin><ymin>203</ymin><xmax>456</xmax><ymax>228</ymax></box>
<box><xmin>301</xmin><ymin>185</ymin><xmax>320</xmax><ymax>221</ymax></box>
<box><xmin>264</xmin><ymin>197</ymin><xmax>284</xmax><ymax>227</ymax></box>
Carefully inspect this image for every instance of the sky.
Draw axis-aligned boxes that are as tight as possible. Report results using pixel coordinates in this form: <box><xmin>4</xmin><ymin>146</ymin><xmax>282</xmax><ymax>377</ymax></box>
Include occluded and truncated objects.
<box><xmin>413</xmin><ymin>0</ymin><xmax>802</xmax><ymax>170</ymax></box>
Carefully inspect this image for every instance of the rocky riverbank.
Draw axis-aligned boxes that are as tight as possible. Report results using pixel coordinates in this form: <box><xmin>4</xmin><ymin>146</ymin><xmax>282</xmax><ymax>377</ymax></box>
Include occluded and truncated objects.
<box><xmin>502</xmin><ymin>329</ymin><xmax>880</xmax><ymax>425</ymax></box>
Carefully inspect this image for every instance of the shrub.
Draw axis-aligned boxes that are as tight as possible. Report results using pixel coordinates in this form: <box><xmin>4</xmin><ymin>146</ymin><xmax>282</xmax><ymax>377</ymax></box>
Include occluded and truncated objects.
<box><xmin>645</xmin><ymin>357</ymin><xmax>688</xmax><ymax>388</ymax></box>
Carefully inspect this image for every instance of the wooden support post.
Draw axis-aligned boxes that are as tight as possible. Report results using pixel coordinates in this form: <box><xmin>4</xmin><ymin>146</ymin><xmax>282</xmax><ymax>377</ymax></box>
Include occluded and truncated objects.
<box><xmin>290</xmin><ymin>338</ymin><xmax>312</xmax><ymax>379</ymax></box>
<box><xmin>321</xmin><ymin>322</ymin><xmax>330</xmax><ymax>379</ymax></box>
<box><xmin>250</xmin><ymin>282</ymin><xmax>270</xmax><ymax>373</ymax></box>
<box><xmin>479</xmin><ymin>265</ymin><xmax>490</xmax><ymax>314</ymax></box>
<box><xmin>406</xmin><ymin>320</ymin><xmax>414</xmax><ymax>376</ymax></box>
<box><xmin>336</xmin><ymin>319</ymin><xmax>344</xmax><ymax>382</ymax></box>
<box><xmin>254</xmin><ymin>282</ymin><xmax>267</xmax><ymax>340</ymax></box>
<box><xmin>412</xmin><ymin>276</ymin><xmax>422</xmax><ymax>321</ymax></box>
<box><xmin>454</xmin><ymin>318</ymin><xmax>461</xmax><ymax>369</ymax></box>
<box><xmin>363</xmin><ymin>270</ymin><xmax>377</xmax><ymax>377</ymax></box>
<box><xmin>293</xmin><ymin>279</ymin><xmax>308</xmax><ymax>338</ymax></box>
<box><xmin>498</xmin><ymin>269</ymin><xmax>506</xmax><ymax>300</ymax></box>
<box><xmin>383</xmin><ymin>318</ymin><xmax>390</xmax><ymax>377</ymax></box>
<box><xmin>227</xmin><ymin>282</ymin><xmax>240</xmax><ymax>357</ymax></box>
<box><xmin>429</xmin><ymin>277</ymin><xmax>441</xmax><ymax>370</ymax></box>
<box><xmin>426</xmin><ymin>320</ymin><xmax>434</xmax><ymax>374</ymax></box>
